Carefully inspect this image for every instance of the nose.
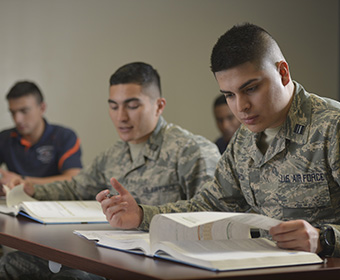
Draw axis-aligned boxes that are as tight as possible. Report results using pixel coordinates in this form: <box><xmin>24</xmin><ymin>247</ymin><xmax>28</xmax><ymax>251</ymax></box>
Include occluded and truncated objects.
<box><xmin>117</xmin><ymin>107</ymin><xmax>128</xmax><ymax>122</ymax></box>
<box><xmin>236</xmin><ymin>95</ymin><xmax>250</xmax><ymax>112</ymax></box>
<box><xmin>12</xmin><ymin>112</ymin><xmax>23</xmax><ymax>125</ymax></box>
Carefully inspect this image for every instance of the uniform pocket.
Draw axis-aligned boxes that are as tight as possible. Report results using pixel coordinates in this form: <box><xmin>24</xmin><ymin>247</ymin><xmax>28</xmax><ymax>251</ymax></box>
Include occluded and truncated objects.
<box><xmin>139</xmin><ymin>183</ymin><xmax>183</xmax><ymax>205</ymax></box>
<box><xmin>278</xmin><ymin>182</ymin><xmax>334</xmax><ymax>220</ymax></box>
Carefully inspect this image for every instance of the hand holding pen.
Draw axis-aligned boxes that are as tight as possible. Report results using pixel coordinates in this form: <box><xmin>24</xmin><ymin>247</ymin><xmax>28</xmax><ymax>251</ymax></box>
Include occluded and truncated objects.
<box><xmin>96</xmin><ymin>177</ymin><xmax>143</xmax><ymax>229</ymax></box>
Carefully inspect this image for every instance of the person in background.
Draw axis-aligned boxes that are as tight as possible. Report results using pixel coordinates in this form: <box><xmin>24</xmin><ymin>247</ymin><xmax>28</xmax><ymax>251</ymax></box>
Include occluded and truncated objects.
<box><xmin>0</xmin><ymin>81</ymin><xmax>82</xmax><ymax>189</ymax></box>
<box><xmin>97</xmin><ymin>23</ymin><xmax>340</xmax><ymax>259</ymax></box>
<box><xmin>0</xmin><ymin>62</ymin><xmax>220</xmax><ymax>279</ymax></box>
<box><xmin>213</xmin><ymin>94</ymin><xmax>240</xmax><ymax>154</ymax></box>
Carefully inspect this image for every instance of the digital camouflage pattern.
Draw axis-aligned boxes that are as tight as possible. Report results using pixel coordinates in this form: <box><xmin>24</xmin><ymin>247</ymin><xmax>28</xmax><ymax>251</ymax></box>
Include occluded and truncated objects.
<box><xmin>0</xmin><ymin>251</ymin><xmax>105</xmax><ymax>280</ymax></box>
<box><xmin>0</xmin><ymin>117</ymin><xmax>220</xmax><ymax>279</ymax></box>
<box><xmin>140</xmin><ymin>82</ymin><xmax>340</xmax><ymax>257</ymax></box>
<box><xmin>33</xmin><ymin>116</ymin><xmax>220</xmax><ymax>205</ymax></box>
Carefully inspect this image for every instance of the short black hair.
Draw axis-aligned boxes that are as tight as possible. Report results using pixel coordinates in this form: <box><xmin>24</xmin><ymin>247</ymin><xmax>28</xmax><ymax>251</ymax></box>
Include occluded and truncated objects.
<box><xmin>211</xmin><ymin>23</ymin><xmax>277</xmax><ymax>73</ymax></box>
<box><xmin>6</xmin><ymin>81</ymin><xmax>44</xmax><ymax>104</ymax></box>
<box><xmin>109</xmin><ymin>62</ymin><xmax>162</xmax><ymax>97</ymax></box>
<box><xmin>213</xmin><ymin>95</ymin><xmax>227</xmax><ymax>109</ymax></box>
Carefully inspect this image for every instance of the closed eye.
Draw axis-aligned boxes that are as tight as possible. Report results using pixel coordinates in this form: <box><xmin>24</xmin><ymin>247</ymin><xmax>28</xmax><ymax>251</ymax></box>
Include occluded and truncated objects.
<box><xmin>245</xmin><ymin>85</ymin><xmax>257</xmax><ymax>93</ymax></box>
<box><xmin>127</xmin><ymin>104</ymin><xmax>140</xmax><ymax>109</ymax></box>
<box><xmin>224</xmin><ymin>93</ymin><xmax>234</xmax><ymax>99</ymax></box>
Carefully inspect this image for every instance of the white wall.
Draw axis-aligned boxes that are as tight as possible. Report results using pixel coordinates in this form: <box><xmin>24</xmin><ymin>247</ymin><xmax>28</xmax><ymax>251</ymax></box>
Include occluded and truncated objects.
<box><xmin>0</xmin><ymin>0</ymin><xmax>338</xmax><ymax>166</ymax></box>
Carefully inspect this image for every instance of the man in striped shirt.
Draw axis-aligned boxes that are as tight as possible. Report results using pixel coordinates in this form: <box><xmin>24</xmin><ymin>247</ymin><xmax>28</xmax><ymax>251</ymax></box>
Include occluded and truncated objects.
<box><xmin>0</xmin><ymin>81</ymin><xmax>82</xmax><ymax>188</ymax></box>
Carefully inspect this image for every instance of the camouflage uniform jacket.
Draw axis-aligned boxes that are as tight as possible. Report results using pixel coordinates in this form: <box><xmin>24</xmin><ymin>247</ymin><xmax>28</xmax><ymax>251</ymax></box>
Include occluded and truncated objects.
<box><xmin>140</xmin><ymin>82</ymin><xmax>340</xmax><ymax>257</ymax></box>
<box><xmin>33</xmin><ymin>116</ymin><xmax>220</xmax><ymax>205</ymax></box>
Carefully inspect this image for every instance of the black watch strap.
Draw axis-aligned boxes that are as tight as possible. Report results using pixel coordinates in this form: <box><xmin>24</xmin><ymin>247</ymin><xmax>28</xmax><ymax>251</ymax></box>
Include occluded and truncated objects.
<box><xmin>319</xmin><ymin>225</ymin><xmax>335</xmax><ymax>257</ymax></box>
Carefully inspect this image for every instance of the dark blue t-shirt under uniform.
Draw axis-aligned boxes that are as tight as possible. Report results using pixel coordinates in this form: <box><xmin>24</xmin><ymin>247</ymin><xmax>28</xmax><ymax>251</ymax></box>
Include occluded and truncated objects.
<box><xmin>0</xmin><ymin>119</ymin><xmax>82</xmax><ymax>177</ymax></box>
<box><xmin>215</xmin><ymin>137</ymin><xmax>228</xmax><ymax>155</ymax></box>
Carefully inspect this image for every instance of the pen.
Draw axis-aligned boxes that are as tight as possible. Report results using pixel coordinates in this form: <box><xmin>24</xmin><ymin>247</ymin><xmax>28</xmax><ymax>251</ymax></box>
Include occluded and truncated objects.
<box><xmin>106</xmin><ymin>193</ymin><xmax>114</xmax><ymax>198</ymax></box>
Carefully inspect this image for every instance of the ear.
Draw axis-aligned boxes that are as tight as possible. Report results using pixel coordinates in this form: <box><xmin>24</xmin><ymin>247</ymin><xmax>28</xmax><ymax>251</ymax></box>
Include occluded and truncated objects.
<box><xmin>155</xmin><ymin>98</ymin><xmax>166</xmax><ymax>116</ymax></box>
<box><xmin>277</xmin><ymin>61</ymin><xmax>290</xmax><ymax>86</ymax></box>
<box><xmin>40</xmin><ymin>101</ymin><xmax>47</xmax><ymax>114</ymax></box>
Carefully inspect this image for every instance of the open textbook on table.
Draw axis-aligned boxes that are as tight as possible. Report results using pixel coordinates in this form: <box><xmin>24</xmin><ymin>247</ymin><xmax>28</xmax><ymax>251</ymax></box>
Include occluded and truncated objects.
<box><xmin>0</xmin><ymin>185</ymin><xmax>107</xmax><ymax>224</ymax></box>
<box><xmin>74</xmin><ymin>211</ymin><xmax>322</xmax><ymax>271</ymax></box>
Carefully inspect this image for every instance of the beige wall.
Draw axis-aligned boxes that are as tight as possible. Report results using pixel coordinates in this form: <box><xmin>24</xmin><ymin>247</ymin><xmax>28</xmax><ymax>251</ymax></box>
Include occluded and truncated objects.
<box><xmin>0</xmin><ymin>0</ymin><xmax>338</xmax><ymax>166</ymax></box>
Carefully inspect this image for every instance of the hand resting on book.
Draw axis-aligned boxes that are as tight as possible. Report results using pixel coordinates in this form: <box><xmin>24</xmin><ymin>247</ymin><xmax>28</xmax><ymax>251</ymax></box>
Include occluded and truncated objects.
<box><xmin>270</xmin><ymin>219</ymin><xmax>321</xmax><ymax>254</ymax></box>
<box><xmin>96</xmin><ymin>177</ymin><xmax>325</xmax><ymax>255</ymax></box>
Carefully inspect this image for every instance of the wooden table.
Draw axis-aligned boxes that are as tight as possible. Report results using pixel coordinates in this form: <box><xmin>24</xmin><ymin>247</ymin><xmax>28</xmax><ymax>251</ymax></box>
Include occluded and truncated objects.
<box><xmin>0</xmin><ymin>214</ymin><xmax>339</xmax><ymax>280</ymax></box>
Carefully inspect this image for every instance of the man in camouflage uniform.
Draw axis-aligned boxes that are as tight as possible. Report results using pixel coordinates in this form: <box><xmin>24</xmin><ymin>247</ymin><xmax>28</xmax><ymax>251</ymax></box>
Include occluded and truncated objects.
<box><xmin>98</xmin><ymin>24</ymin><xmax>340</xmax><ymax>258</ymax></box>
<box><xmin>0</xmin><ymin>62</ymin><xmax>220</xmax><ymax>279</ymax></box>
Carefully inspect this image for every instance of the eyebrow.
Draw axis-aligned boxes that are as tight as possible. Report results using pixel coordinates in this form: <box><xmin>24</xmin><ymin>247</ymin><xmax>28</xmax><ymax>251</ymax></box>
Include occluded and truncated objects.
<box><xmin>220</xmin><ymin>78</ymin><xmax>259</xmax><ymax>94</ymax></box>
<box><xmin>108</xmin><ymin>97</ymin><xmax>140</xmax><ymax>105</ymax></box>
<box><xmin>9</xmin><ymin>107</ymin><xmax>30</xmax><ymax>113</ymax></box>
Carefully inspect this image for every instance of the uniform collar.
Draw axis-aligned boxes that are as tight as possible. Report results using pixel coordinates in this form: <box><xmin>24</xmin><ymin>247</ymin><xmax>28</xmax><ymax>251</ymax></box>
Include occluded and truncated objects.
<box><xmin>120</xmin><ymin>116</ymin><xmax>166</xmax><ymax>163</ymax></box>
<box><xmin>248</xmin><ymin>81</ymin><xmax>311</xmax><ymax>147</ymax></box>
<box><xmin>246</xmin><ymin>81</ymin><xmax>310</xmax><ymax>166</ymax></box>
<box><xmin>141</xmin><ymin>116</ymin><xmax>166</xmax><ymax>161</ymax></box>
<box><xmin>283</xmin><ymin>81</ymin><xmax>311</xmax><ymax>145</ymax></box>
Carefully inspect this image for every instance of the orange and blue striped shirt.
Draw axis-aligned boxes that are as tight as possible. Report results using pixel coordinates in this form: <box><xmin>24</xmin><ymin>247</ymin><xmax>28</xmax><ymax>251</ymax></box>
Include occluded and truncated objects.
<box><xmin>0</xmin><ymin>119</ymin><xmax>82</xmax><ymax>177</ymax></box>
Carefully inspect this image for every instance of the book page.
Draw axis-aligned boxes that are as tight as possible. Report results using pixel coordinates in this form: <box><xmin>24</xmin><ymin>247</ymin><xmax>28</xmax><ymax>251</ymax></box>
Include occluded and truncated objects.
<box><xmin>226</xmin><ymin>213</ymin><xmax>281</xmax><ymax>230</ymax></box>
<box><xmin>20</xmin><ymin>201</ymin><xmax>107</xmax><ymax>223</ymax></box>
<box><xmin>74</xmin><ymin>230</ymin><xmax>151</xmax><ymax>255</ymax></box>
<box><xmin>0</xmin><ymin>204</ymin><xmax>18</xmax><ymax>215</ymax></box>
<box><xmin>5</xmin><ymin>184</ymin><xmax>37</xmax><ymax>207</ymax></box>
<box><xmin>0</xmin><ymin>185</ymin><xmax>36</xmax><ymax>215</ymax></box>
<box><xmin>152</xmin><ymin>238</ymin><xmax>322</xmax><ymax>271</ymax></box>
<box><xmin>150</xmin><ymin>212</ymin><xmax>281</xmax><ymax>245</ymax></box>
<box><xmin>153</xmin><ymin>212</ymin><xmax>242</xmax><ymax>228</ymax></box>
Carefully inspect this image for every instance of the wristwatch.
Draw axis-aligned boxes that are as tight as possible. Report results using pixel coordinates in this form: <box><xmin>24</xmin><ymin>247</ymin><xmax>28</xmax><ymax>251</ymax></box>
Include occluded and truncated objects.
<box><xmin>319</xmin><ymin>225</ymin><xmax>335</xmax><ymax>257</ymax></box>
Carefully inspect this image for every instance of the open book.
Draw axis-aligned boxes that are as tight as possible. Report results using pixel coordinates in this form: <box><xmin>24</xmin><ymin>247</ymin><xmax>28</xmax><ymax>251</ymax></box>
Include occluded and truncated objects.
<box><xmin>0</xmin><ymin>185</ymin><xmax>108</xmax><ymax>224</ymax></box>
<box><xmin>74</xmin><ymin>211</ymin><xmax>322</xmax><ymax>271</ymax></box>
